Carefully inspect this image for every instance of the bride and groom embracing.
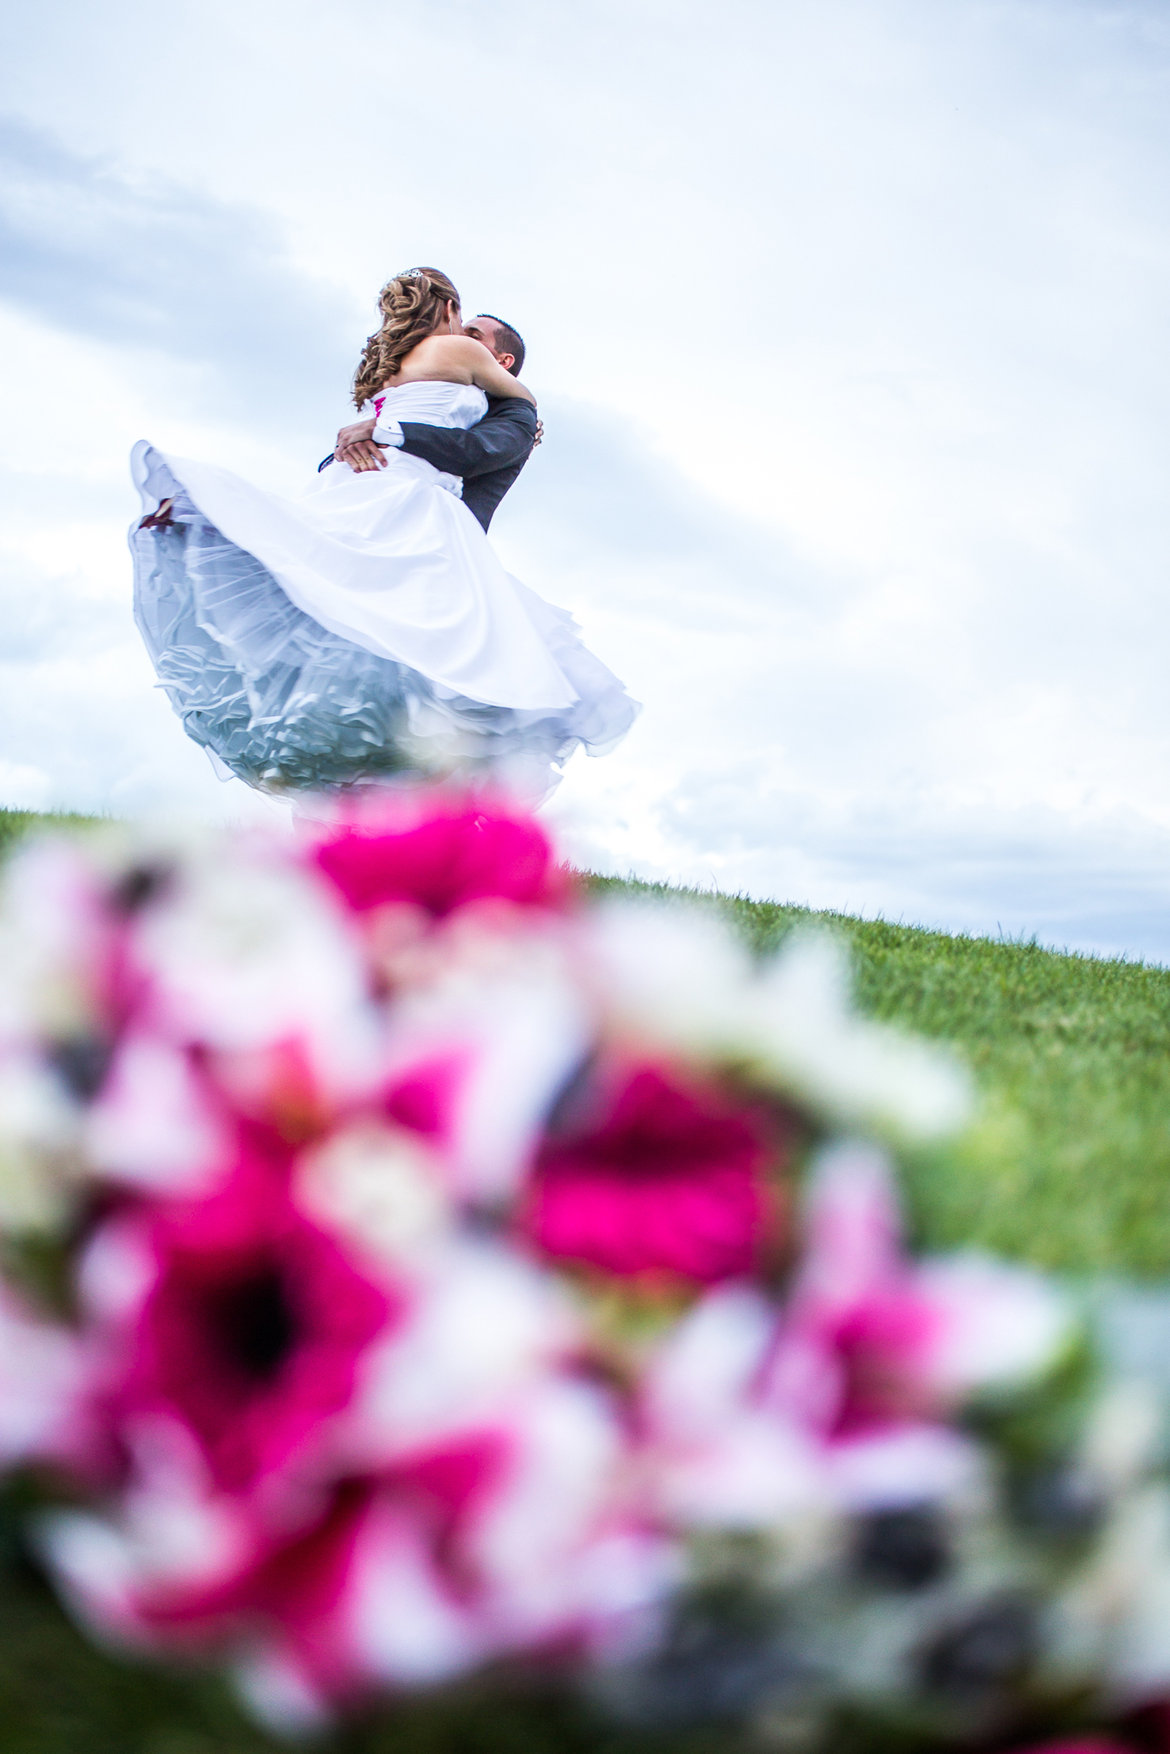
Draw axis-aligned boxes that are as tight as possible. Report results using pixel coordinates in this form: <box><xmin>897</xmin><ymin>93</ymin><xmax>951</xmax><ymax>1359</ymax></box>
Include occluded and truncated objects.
<box><xmin>131</xmin><ymin>267</ymin><xmax>637</xmax><ymax>798</ymax></box>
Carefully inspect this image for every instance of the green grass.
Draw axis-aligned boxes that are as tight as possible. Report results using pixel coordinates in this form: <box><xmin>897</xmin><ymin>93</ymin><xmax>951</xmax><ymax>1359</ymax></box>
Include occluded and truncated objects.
<box><xmin>0</xmin><ymin>808</ymin><xmax>105</xmax><ymax>859</ymax></box>
<box><xmin>2</xmin><ymin>811</ymin><xmax>1170</xmax><ymax>1750</ymax></box>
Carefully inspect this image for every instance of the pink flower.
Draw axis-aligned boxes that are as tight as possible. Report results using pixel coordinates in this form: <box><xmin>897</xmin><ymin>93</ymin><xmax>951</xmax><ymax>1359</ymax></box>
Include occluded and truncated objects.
<box><xmin>207</xmin><ymin>1036</ymin><xmax>343</xmax><ymax>1152</ymax></box>
<box><xmin>1042</xmin><ymin>1746</ymin><xmax>1130</xmax><ymax>1754</ymax></box>
<box><xmin>45</xmin><ymin>1379</ymin><xmax>669</xmax><ymax>1729</ymax></box>
<box><xmin>87</xmin><ymin>1156</ymin><xmax>395</xmax><ymax>1497</ymax></box>
<box><xmin>759</xmin><ymin>1146</ymin><xmax>1071</xmax><ymax>1508</ymax></box>
<box><xmin>310</xmin><ymin>792</ymin><xmax>570</xmax><ymax>919</ymax></box>
<box><xmin>141</xmin><ymin>1475</ymin><xmax>464</xmax><ymax>1709</ymax></box>
<box><xmin>633</xmin><ymin>1150</ymin><xmax>1072</xmax><ymax>1535</ymax></box>
<box><xmin>524</xmin><ymin>1062</ymin><xmax>787</xmax><ymax>1286</ymax></box>
<box><xmin>383</xmin><ymin>1054</ymin><xmax>468</xmax><ymax>1140</ymax></box>
<box><xmin>1007</xmin><ymin>1744</ymin><xmax>1129</xmax><ymax>1754</ymax></box>
<box><xmin>127</xmin><ymin>1430</ymin><xmax>525</xmax><ymax>1710</ymax></box>
<box><xmin>637</xmin><ymin>1286</ymin><xmax>827</xmax><ymax>1535</ymax></box>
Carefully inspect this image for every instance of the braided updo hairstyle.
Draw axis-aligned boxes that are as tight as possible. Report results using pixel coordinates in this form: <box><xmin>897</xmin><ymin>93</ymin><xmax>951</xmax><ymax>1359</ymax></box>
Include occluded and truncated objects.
<box><xmin>351</xmin><ymin>267</ymin><xmax>462</xmax><ymax>409</ymax></box>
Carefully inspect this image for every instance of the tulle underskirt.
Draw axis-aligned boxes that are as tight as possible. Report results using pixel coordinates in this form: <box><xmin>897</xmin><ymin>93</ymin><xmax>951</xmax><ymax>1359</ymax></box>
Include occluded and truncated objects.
<box><xmin>131</xmin><ymin>490</ymin><xmax>638</xmax><ymax>799</ymax></box>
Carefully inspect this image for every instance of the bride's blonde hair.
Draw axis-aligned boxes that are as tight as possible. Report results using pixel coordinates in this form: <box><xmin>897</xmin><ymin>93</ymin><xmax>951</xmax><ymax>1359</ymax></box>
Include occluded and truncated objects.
<box><xmin>351</xmin><ymin>267</ymin><xmax>462</xmax><ymax>409</ymax></box>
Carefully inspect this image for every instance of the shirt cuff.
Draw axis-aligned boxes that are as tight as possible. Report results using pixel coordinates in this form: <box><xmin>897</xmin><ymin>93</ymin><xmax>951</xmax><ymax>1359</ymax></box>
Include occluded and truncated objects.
<box><xmin>371</xmin><ymin>417</ymin><xmax>405</xmax><ymax>447</ymax></box>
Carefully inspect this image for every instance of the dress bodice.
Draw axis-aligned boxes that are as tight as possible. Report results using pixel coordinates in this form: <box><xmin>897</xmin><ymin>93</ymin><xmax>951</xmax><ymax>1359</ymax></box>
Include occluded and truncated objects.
<box><xmin>367</xmin><ymin>381</ymin><xmax>488</xmax><ymax>430</ymax></box>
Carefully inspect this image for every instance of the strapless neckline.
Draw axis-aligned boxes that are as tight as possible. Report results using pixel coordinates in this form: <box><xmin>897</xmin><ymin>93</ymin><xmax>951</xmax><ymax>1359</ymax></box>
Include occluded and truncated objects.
<box><xmin>370</xmin><ymin>381</ymin><xmax>488</xmax><ymax>427</ymax></box>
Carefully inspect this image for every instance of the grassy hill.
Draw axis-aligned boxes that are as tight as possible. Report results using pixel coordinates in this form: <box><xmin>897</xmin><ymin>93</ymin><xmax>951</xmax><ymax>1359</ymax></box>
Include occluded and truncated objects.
<box><xmin>0</xmin><ymin>808</ymin><xmax>103</xmax><ymax>858</ymax></box>
<box><xmin>5</xmin><ymin>806</ymin><xmax>1170</xmax><ymax>1279</ymax></box>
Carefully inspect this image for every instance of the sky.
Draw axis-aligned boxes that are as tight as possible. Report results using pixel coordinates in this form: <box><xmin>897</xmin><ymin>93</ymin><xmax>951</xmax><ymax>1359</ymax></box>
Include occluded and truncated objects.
<box><xmin>1</xmin><ymin>0</ymin><xmax>1170</xmax><ymax>959</ymax></box>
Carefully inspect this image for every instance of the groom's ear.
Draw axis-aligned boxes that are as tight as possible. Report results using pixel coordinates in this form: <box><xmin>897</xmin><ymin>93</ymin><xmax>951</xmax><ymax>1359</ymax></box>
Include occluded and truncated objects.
<box><xmin>496</xmin><ymin>352</ymin><xmax>517</xmax><ymax>374</ymax></box>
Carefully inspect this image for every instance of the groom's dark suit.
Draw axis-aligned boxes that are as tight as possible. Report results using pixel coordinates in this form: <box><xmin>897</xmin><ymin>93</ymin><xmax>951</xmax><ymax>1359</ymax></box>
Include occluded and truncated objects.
<box><xmin>396</xmin><ymin>398</ymin><xmax>538</xmax><ymax>532</ymax></box>
<box><xmin>320</xmin><ymin>398</ymin><xmax>538</xmax><ymax>533</ymax></box>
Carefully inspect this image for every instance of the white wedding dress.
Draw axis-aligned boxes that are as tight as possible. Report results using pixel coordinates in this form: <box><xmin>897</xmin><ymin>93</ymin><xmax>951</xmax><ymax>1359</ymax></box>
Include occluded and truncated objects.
<box><xmin>130</xmin><ymin>381</ymin><xmax>638</xmax><ymax>796</ymax></box>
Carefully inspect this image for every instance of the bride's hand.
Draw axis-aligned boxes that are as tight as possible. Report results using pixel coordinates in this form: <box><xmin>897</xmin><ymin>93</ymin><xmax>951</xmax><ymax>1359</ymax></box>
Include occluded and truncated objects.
<box><xmin>335</xmin><ymin>419</ymin><xmax>386</xmax><ymax>471</ymax></box>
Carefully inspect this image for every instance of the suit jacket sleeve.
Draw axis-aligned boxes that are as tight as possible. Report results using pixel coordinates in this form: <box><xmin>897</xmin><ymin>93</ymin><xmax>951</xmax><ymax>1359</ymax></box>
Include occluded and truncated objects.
<box><xmin>396</xmin><ymin>401</ymin><xmax>537</xmax><ymax>479</ymax></box>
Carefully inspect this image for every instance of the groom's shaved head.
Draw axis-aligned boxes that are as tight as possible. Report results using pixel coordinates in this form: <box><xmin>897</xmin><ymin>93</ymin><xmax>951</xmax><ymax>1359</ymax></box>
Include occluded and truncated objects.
<box><xmin>468</xmin><ymin>314</ymin><xmax>525</xmax><ymax>376</ymax></box>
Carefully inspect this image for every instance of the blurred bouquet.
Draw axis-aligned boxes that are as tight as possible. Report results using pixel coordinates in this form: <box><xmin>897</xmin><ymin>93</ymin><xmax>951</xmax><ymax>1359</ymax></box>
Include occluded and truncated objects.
<box><xmin>0</xmin><ymin>787</ymin><xmax>1167</xmax><ymax>1752</ymax></box>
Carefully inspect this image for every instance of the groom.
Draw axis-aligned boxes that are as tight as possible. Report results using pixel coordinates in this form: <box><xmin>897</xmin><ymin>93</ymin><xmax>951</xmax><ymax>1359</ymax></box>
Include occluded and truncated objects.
<box><xmin>326</xmin><ymin>315</ymin><xmax>540</xmax><ymax>533</ymax></box>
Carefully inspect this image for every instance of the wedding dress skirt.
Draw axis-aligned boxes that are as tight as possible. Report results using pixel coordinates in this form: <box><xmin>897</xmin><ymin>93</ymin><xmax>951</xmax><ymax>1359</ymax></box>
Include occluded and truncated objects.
<box><xmin>130</xmin><ymin>382</ymin><xmax>638</xmax><ymax>796</ymax></box>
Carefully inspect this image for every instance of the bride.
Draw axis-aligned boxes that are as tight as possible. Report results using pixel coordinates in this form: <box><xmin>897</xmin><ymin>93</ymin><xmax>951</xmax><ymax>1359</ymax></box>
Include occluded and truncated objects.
<box><xmin>130</xmin><ymin>267</ymin><xmax>638</xmax><ymax>797</ymax></box>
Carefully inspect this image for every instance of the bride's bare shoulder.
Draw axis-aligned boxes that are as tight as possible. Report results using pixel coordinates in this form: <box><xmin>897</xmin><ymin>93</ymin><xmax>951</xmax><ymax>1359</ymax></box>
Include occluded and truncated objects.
<box><xmin>390</xmin><ymin>335</ymin><xmax>484</xmax><ymax>385</ymax></box>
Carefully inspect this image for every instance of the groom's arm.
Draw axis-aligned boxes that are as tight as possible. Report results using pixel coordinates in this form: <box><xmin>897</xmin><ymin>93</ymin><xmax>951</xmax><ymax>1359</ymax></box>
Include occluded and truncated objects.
<box><xmin>395</xmin><ymin>401</ymin><xmax>538</xmax><ymax>477</ymax></box>
<box><xmin>331</xmin><ymin>401</ymin><xmax>538</xmax><ymax>476</ymax></box>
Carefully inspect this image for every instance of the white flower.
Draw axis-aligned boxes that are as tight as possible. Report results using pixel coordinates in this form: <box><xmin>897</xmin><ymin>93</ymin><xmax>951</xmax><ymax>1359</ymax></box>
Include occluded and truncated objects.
<box><xmin>349</xmin><ymin>1380</ymin><xmax>669</xmax><ymax>1686</ymax></box>
<box><xmin>76</xmin><ymin>1211</ymin><xmax>158</xmax><ymax>1328</ymax></box>
<box><xmin>1080</xmin><ymin>1380</ymin><xmax>1163</xmax><ymax>1492</ymax></box>
<box><xmin>343</xmin><ymin>1502</ymin><xmax>485</xmax><ymax>1685</ymax></box>
<box><xmin>132</xmin><ymin>850</ymin><xmax>382</xmax><ymax>1098</ymax></box>
<box><xmin>0</xmin><ymin>1287</ymin><xmax>86</xmax><ymax>1465</ymax></box>
<box><xmin>296</xmin><ymin>1122</ymin><xmax>452</xmax><ymax>1272</ymax></box>
<box><xmin>583</xmin><ymin>900</ymin><xmax>971</xmax><ymax>1143</ymax></box>
<box><xmin>640</xmin><ymin>1287</ymin><xmax>830</xmax><ymax>1537</ymax></box>
<box><xmin>915</xmin><ymin>1254</ymin><xmax>1076</xmax><ymax>1397</ymax></box>
<box><xmin>750</xmin><ymin>933</ymin><xmax>972</xmax><ymax>1142</ymax></box>
<box><xmin>384</xmin><ymin>919</ymin><xmax>592</xmax><ymax>1202</ymax></box>
<box><xmin>642</xmin><ymin>1284</ymin><xmax>777</xmax><ymax>1444</ymax></box>
<box><xmin>581</xmin><ymin>898</ymin><xmax>758</xmax><ymax>1065</ymax></box>
<box><xmin>41</xmin><ymin>1414</ymin><xmax>253</xmax><ymax>1608</ymax></box>
<box><xmin>0</xmin><ymin>839</ymin><xmax>106</xmax><ymax>1043</ymax></box>
<box><xmin>345</xmin><ymin>1239</ymin><xmax>580</xmax><ymax>1463</ymax></box>
<box><xmin>82</xmin><ymin>1031</ymin><xmax>233</xmax><ymax>1196</ymax></box>
<box><xmin>1053</xmin><ymin>1483</ymin><xmax>1170</xmax><ymax>1699</ymax></box>
<box><xmin>463</xmin><ymin>1377</ymin><xmax>631</xmax><ymax>1642</ymax></box>
<box><xmin>823</xmin><ymin>1424</ymin><xmax>986</xmax><ymax>1512</ymax></box>
<box><xmin>231</xmin><ymin>1644</ymin><xmax>334</xmax><ymax>1738</ymax></box>
<box><xmin>37</xmin><ymin>1512</ymin><xmax>148</xmax><ymax>1650</ymax></box>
